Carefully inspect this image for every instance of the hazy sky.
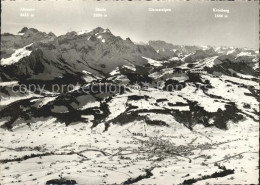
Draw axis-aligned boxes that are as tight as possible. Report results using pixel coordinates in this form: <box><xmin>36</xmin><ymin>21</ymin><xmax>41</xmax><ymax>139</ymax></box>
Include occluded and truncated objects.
<box><xmin>1</xmin><ymin>0</ymin><xmax>259</xmax><ymax>49</ymax></box>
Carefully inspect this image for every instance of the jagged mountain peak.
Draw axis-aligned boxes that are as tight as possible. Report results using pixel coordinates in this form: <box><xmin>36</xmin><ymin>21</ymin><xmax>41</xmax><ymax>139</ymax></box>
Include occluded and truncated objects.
<box><xmin>18</xmin><ymin>27</ymin><xmax>39</xmax><ymax>34</ymax></box>
<box><xmin>48</xmin><ymin>32</ymin><xmax>56</xmax><ymax>37</ymax></box>
<box><xmin>89</xmin><ymin>27</ymin><xmax>112</xmax><ymax>35</ymax></box>
<box><xmin>92</xmin><ymin>27</ymin><xmax>105</xmax><ymax>33</ymax></box>
<box><xmin>125</xmin><ymin>37</ymin><xmax>132</xmax><ymax>42</ymax></box>
<box><xmin>65</xmin><ymin>31</ymin><xmax>77</xmax><ymax>36</ymax></box>
<box><xmin>18</xmin><ymin>27</ymin><xmax>29</xmax><ymax>33</ymax></box>
<box><xmin>105</xmin><ymin>28</ymin><xmax>111</xmax><ymax>33</ymax></box>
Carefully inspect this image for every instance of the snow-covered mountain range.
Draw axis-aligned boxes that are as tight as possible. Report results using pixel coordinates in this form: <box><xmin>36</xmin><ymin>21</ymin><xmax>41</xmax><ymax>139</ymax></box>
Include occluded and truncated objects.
<box><xmin>0</xmin><ymin>27</ymin><xmax>259</xmax><ymax>184</ymax></box>
<box><xmin>0</xmin><ymin>26</ymin><xmax>259</xmax><ymax>129</ymax></box>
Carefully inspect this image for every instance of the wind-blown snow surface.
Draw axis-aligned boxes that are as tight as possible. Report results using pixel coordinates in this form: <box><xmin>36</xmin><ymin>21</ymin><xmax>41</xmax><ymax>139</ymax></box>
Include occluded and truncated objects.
<box><xmin>0</xmin><ymin>44</ymin><xmax>33</xmax><ymax>66</ymax></box>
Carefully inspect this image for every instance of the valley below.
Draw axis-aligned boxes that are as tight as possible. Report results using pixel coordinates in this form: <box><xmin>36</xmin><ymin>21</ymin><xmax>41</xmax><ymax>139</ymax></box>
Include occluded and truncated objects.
<box><xmin>0</xmin><ymin>116</ymin><xmax>258</xmax><ymax>184</ymax></box>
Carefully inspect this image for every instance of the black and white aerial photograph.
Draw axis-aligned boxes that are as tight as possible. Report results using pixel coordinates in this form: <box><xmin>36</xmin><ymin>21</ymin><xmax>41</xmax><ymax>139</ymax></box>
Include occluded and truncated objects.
<box><xmin>0</xmin><ymin>0</ymin><xmax>259</xmax><ymax>184</ymax></box>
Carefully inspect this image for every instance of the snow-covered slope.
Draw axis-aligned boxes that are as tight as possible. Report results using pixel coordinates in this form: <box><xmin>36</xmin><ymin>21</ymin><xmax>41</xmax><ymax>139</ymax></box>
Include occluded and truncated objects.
<box><xmin>1</xmin><ymin>44</ymin><xmax>33</xmax><ymax>66</ymax></box>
